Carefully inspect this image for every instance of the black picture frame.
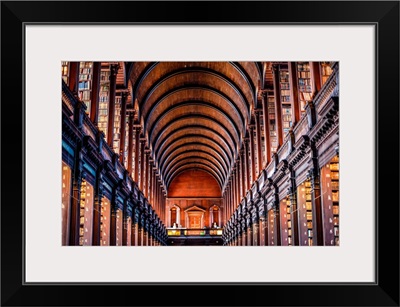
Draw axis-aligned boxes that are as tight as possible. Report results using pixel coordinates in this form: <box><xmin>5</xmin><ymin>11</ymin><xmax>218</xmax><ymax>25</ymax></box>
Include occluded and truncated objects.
<box><xmin>1</xmin><ymin>1</ymin><xmax>399</xmax><ymax>306</ymax></box>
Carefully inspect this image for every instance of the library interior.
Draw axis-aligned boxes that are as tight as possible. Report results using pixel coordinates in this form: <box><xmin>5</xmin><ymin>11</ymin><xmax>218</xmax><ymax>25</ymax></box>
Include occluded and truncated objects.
<box><xmin>61</xmin><ymin>61</ymin><xmax>339</xmax><ymax>246</ymax></box>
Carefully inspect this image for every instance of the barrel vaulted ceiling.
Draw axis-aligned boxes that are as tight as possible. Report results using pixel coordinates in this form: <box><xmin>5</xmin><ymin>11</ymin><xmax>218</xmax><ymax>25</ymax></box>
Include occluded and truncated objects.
<box><xmin>128</xmin><ymin>62</ymin><xmax>264</xmax><ymax>194</ymax></box>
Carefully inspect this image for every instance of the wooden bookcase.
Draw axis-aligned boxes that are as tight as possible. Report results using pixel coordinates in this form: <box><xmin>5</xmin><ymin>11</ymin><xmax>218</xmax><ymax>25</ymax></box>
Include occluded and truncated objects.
<box><xmin>113</xmin><ymin>95</ymin><xmax>122</xmax><ymax>154</ymax></box>
<box><xmin>320</xmin><ymin>62</ymin><xmax>333</xmax><ymax>85</ymax></box>
<box><xmin>123</xmin><ymin>114</ymin><xmax>130</xmax><ymax>169</ymax></box>
<box><xmin>61</xmin><ymin>61</ymin><xmax>69</xmax><ymax>85</ymax></box>
<box><xmin>297</xmin><ymin>179</ymin><xmax>314</xmax><ymax>246</ymax></box>
<box><xmin>61</xmin><ymin>162</ymin><xmax>72</xmax><ymax>246</ymax></box>
<box><xmin>116</xmin><ymin>209</ymin><xmax>123</xmax><ymax>246</ymax></box>
<box><xmin>100</xmin><ymin>196</ymin><xmax>111</xmax><ymax>246</ymax></box>
<box><xmin>98</xmin><ymin>66</ymin><xmax>111</xmax><ymax>140</ymax></box>
<box><xmin>79</xmin><ymin>179</ymin><xmax>93</xmax><ymax>246</ymax></box>
<box><xmin>296</xmin><ymin>62</ymin><xmax>312</xmax><ymax>114</ymax></box>
<box><xmin>267</xmin><ymin>209</ymin><xmax>276</xmax><ymax>246</ymax></box>
<box><xmin>78</xmin><ymin>62</ymin><xmax>93</xmax><ymax>116</ymax></box>
<box><xmin>280</xmin><ymin>198</ymin><xmax>292</xmax><ymax>246</ymax></box>
<box><xmin>282</xmin><ymin>104</ymin><xmax>293</xmax><ymax>136</ymax></box>
<box><xmin>278</xmin><ymin>64</ymin><xmax>293</xmax><ymax>138</ymax></box>
<box><xmin>321</xmin><ymin>155</ymin><xmax>340</xmax><ymax>246</ymax></box>
<box><xmin>305</xmin><ymin>180</ymin><xmax>313</xmax><ymax>245</ymax></box>
<box><xmin>330</xmin><ymin>156</ymin><xmax>340</xmax><ymax>245</ymax></box>
<box><xmin>267</xmin><ymin>91</ymin><xmax>278</xmax><ymax>154</ymax></box>
<box><xmin>259</xmin><ymin>110</ymin><xmax>266</xmax><ymax>167</ymax></box>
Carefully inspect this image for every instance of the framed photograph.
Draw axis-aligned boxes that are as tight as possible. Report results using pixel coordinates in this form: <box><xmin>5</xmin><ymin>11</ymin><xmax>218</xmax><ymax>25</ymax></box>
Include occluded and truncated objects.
<box><xmin>1</xmin><ymin>1</ymin><xmax>399</xmax><ymax>306</ymax></box>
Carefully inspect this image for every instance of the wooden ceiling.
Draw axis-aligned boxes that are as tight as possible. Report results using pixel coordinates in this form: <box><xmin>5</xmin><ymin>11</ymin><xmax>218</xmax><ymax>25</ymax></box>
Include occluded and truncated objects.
<box><xmin>128</xmin><ymin>61</ymin><xmax>269</xmax><ymax>193</ymax></box>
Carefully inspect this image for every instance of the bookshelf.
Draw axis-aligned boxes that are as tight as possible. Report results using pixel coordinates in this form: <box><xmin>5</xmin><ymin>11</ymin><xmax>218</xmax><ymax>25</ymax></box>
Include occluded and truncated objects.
<box><xmin>279</xmin><ymin>67</ymin><xmax>291</xmax><ymax>103</ymax></box>
<box><xmin>253</xmin><ymin>125</ymin><xmax>258</xmax><ymax>177</ymax></box>
<box><xmin>321</xmin><ymin>155</ymin><xmax>340</xmax><ymax>246</ymax></box>
<box><xmin>61</xmin><ymin>162</ymin><xmax>72</xmax><ymax>245</ymax></box>
<box><xmin>124</xmin><ymin>114</ymin><xmax>130</xmax><ymax>169</ymax></box>
<box><xmin>61</xmin><ymin>61</ymin><xmax>69</xmax><ymax>85</ymax></box>
<box><xmin>279</xmin><ymin>65</ymin><xmax>293</xmax><ymax>138</ymax></box>
<box><xmin>267</xmin><ymin>209</ymin><xmax>275</xmax><ymax>246</ymax></box>
<box><xmin>305</xmin><ymin>180</ymin><xmax>313</xmax><ymax>245</ymax></box>
<box><xmin>259</xmin><ymin>111</ymin><xmax>266</xmax><ymax>167</ymax></box>
<box><xmin>282</xmin><ymin>104</ymin><xmax>292</xmax><ymax>136</ymax></box>
<box><xmin>297</xmin><ymin>180</ymin><xmax>313</xmax><ymax>246</ymax></box>
<box><xmin>330</xmin><ymin>156</ymin><xmax>340</xmax><ymax>246</ymax></box>
<box><xmin>320</xmin><ymin>62</ymin><xmax>333</xmax><ymax>85</ymax></box>
<box><xmin>78</xmin><ymin>62</ymin><xmax>93</xmax><ymax>116</ymax></box>
<box><xmin>98</xmin><ymin>66</ymin><xmax>111</xmax><ymax>140</ymax></box>
<box><xmin>113</xmin><ymin>95</ymin><xmax>122</xmax><ymax>154</ymax></box>
<box><xmin>296</xmin><ymin>62</ymin><xmax>312</xmax><ymax>114</ymax></box>
<box><xmin>280</xmin><ymin>199</ymin><xmax>292</xmax><ymax>246</ymax></box>
<box><xmin>79</xmin><ymin>179</ymin><xmax>93</xmax><ymax>246</ymax></box>
<box><xmin>126</xmin><ymin>216</ymin><xmax>132</xmax><ymax>246</ymax></box>
<box><xmin>267</xmin><ymin>93</ymin><xmax>278</xmax><ymax>154</ymax></box>
<box><xmin>100</xmin><ymin>196</ymin><xmax>111</xmax><ymax>246</ymax></box>
<box><xmin>116</xmin><ymin>209</ymin><xmax>123</xmax><ymax>246</ymax></box>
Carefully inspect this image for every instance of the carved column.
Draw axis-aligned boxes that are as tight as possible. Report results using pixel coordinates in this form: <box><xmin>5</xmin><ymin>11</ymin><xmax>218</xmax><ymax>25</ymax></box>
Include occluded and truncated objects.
<box><xmin>274</xmin><ymin>203</ymin><xmax>281</xmax><ymax>246</ymax></box>
<box><xmin>252</xmin><ymin>208</ymin><xmax>260</xmax><ymax>246</ymax></box>
<box><xmin>122</xmin><ymin>209</ymin><xmax>129</xmax><ymax>246</ymax></box>
<box><xmin>312</xmin><ymin>61</ymin><xmax>322</xmax><ymax>93</ymax></box>
<box><xmin>289</xmin><ymin>169</ymin><xmax>299</xmax><ymax>246</ymax></box>
<box><xmin>254</xmin><ymin>109</ymin><xmax>263</xmax><ymax>175</ymax></box>
<box><xmin>232</xmin><ymin>171</ymin><xmax>236</xmax><ymax>211</ymax></box>
<box><xmin>110</xmin><ymin>199</ymin><xmax>118</xmax><ymax>246</ymax></box>
<box><xmin>272</xmin><ymin>64</ymin><xmax>284</xmax><ymax>146</ymax></box>
<box><xmin>309</xmin><ymin>167</ymin><xmax>323</xmax><ymax>246</ymax></box>
<box><xmin>144</xmin><ymin>150</ymin><xmax>150</xmax><ymax>198</ymax></box>
<box><xmin>236</xmin><ymin>161</ymin><xmax>241</xmax><ymax>205</ymax></box>
<box><xmin>131</xmin><ymin>207</ymin><xmax>139</xmax><ymax>246</ymax></box>
<box><xmin>249</xmin><ymin>125</ymin><xmax>256</xmax><ymax>184</ymax></box>
<box><xmin>68</xmin><ymin>62</ymin><xmax>79</xmax><ymax>94</ymax></box>
<box><xmin>229</xmin><ymin>181</ymin><xmax>233</xmax><ymax>218</ymax></box>
<box><xmin>143</xmin><ymin>219</ymin><xmax>148</xmax><ymax>246</ymax></box>
<box><xmin>69</xmin><ymin>149</ymin><xmax>83</xmax><ymax>246</ymax></box>
<box><xmin>127</xmin><ymin>111</ymin><xmax>134</xmax><ymax>174</ymax></box>
<box><xmin>240</xmin><ymin>149</ymin><xmax>246</xmax><ymax>198</ymax></box>
<box><xmin>259</xmin><ymin>206</ymin><xmax>268</xmax><ymax>246</ymax></box>
<box><xmin>107</xmin><ymin>63</ymin><xmax>119</xmax><ymax>147</ymax></box>
<box><xmin>137</xmin><ymin>213</ymin><xmax>143</xmax><ymax>246</ymax></box>
<box><xmin>261</xmin><ymin>91</ymin><xmax>271</xmax><ymax>165</ymax></box>
<box><xmin>119</xmin><ymin>91</ymin><xmax>128</xmax><ymax>164</ymax></box>
<box><xmin>247</xmin><ymin>212</ymin><xmax>253</xmax><ymax>246</ymax></box>
<box><xmin>241</xmin><ymin>218</ymin><xmax>247</xmax><ymax>246</ymax></box>
<box><xmin>289</xmin><ymin>62</ymin><xmax>301</xmax><ymax>124</ymax></box>
<box><xmin>149</xmin><ymin>224</ymin><xmax>153</xmax><ymax>246</ymax></box>
<box><xmin>139</xmin><ymin>139</ymin><xmax>146</xmax><ymax>191</ymax></box>
<box><xmin>243</xmin><ymin>138</ymin><xmax>250</xmax><ymax>192</ymax></box>
<box><xmin>236</xmin><ymin>222</ymin><xmax>242</xmax><ymax>246</ymax></box>
<box><xmin>90</xmin><ymin>61</ymin><xmax>101</xmax><ymax>125</ymax></box>
<box><xmin>133</xmin><ymin>126</ymin><xmax>141</xmax><ymax>182</ymax></box>
<box><xmin>92</xmin><ymin>169</ymin><xmax>104</xmax><ymax>246</ymax></box>
<box><xmin>148</xmin><ymin>162</ymin><xmax>153</xmax><ymax>203</ymax></box>
<box><xmin>155</xmin><ymin>175</ymin><xmax>160</xmax><ymax>214</ymax></box>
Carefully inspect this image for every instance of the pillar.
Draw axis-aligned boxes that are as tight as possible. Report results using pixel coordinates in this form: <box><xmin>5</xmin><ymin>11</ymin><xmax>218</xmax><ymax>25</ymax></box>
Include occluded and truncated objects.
<box><xmin>107</xmin><ymin>64</ymin><xmax>119</xmax><ymax>147</ymax></box>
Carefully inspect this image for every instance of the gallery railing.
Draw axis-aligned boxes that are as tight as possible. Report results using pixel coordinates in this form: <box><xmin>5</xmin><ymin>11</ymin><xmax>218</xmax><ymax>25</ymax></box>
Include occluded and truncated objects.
<box><xmin>167</xmin><ymin>228</ymin><xmax>223</xmax><ymax>237</ymax></box>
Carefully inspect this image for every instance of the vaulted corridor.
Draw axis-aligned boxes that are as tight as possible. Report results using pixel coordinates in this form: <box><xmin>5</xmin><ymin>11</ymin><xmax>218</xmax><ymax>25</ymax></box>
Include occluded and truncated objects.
<box><xmin>62</xmin><ymin>61</ymin><xmax>339</xmax><ymax>246</ymax></box>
